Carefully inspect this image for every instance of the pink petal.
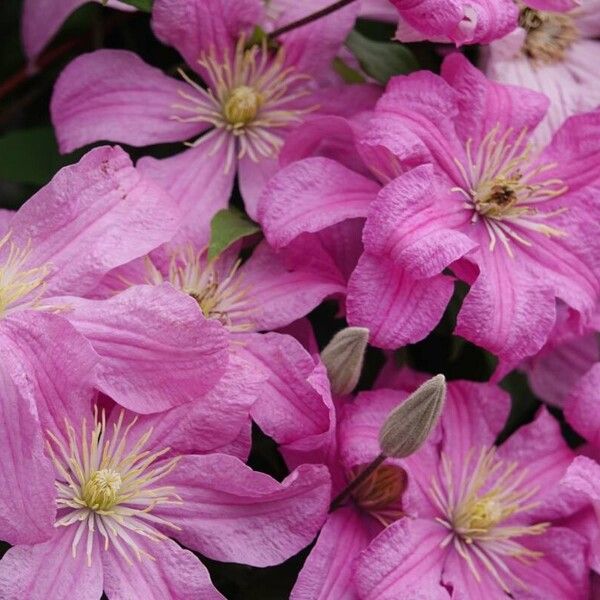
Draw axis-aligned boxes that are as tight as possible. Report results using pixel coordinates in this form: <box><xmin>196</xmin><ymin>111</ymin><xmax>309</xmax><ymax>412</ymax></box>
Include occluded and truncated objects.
<box><xmin>456</xmin><ymin>249</ymin><xmax>557</xmax><ymax>364</ymax></box>
<box><xmin>238</xmin><ymin>155</ymin><xmax>279</xmax><ymax>221</ymax></box>
<box><xmin>561</xmin><ymin>455</ymin><xmax>600</xmax><ymax>503</ymax></box>
<box><xmin>441</xmin><ymin>380</ymin><xmax>510</xmax><ymax>462</ymax></box>
<box><xmin>509</xmin><ymin>527</ymin><xmax>590</xmax><ymax>599</ymax></box>
<box><xmin>310</xmin><ymin>85</ymin><xmax>381</xmax><ymax>118</ymax></box>
<box><xmin>21</xmin><ymin>0</ymin><xmax>132</xmax><ymax>61</ymax></box>
<box><xmin>347</xmin><ymin>252</ymin><xmax>455</xmax><ymax>349</ymax></box>
<box><xmin>258</xmin><ymin>157</ymin><xmax>379</xmax><ymax>248</ymax></box>
<box><xmin>291</xmin><ymin>508</ymin><xmax>371</xmax><ymax>600</ymax></box>
<box><xmin>0</xmin><ymin>311</ymin><xmax>98</xmax><ymax>544</ymax></box>
<box><xmin>0</xmin><ymin>208</ymin><xmax>15</xmax><ymax>235</ymax></box>
<box><xmin>441</xmin><ymin>53</ymin><xmax>549</xmax><ymax>150</ymax></box>
<box><xmin>498</xmin><ymin>408</ymin><xmax>575</xmax><ymax>508</ymax></box>
<box><xmin>103</xmin><ymin>536</ymin><xmax>224</xmax><ymax>600</ymax></box>
<box><xmin>105</xmin><ymin>351</ymin><xmax>260</xmax><ymax>456</ymax></box>
<box><xmin>0</xmin><ymin>526</ymin><xmax>103</xmax><ymax>600</ymax></box>
<box><xmin>138</xmin><ymin>143</ymin><xmax>234</xmax><ymax>246</ymax></box>
<box><xmin>56</xmin><ymin>284</ymin><xmax>228</xmax><ymax>414</ymax></box>
<box><xmin>151</xmin><ymin>0</ymin><xmax>263</xmax><ymax>70</ymax></box>
<box><xmin>526</xmin><ymin>0</ymin><xmax>577</xmax><ymax>9</ymax></box>
<box><xmin>51</xmin><ymin>50</ymin><xmax>203</xmax><ymax>153</ymax></box>
<box><xmin>565</xmin><ymin>363</ymin><xmax>600</xmax><ymax>445</ymax></box>
<box><xmin>274</xmin><ymin>0</ymin><xmax>360</xmax><ymax>81</ymax></box>
<box><xmin>155</xmin><ymin>454</ymin><xmax>331</xmax><ymax>567</ymax></box>
<box><xmin>240</xmin><ymin>332</ymin><xmax>332</xmax><ymax>444</ymax></box>
<box><xmin>354</xmin><ymin>518</ymin><xmax>449</xmax><ymax>600</ymax></box>
<box><xmin>526</xmin><ymin>333</ymin><xmax>600</xmax><ymax>408</ymax></box>
<box><xmin>11</xmin><ymin>146</ymin><xmax>179</xmax><ymax>298</ymax></box>
<box><xmin>239</xmin><ymin>241</ymin><xmax>343</xmax><ymax>331</ymax></box>
<box><xmin>363</xmin><ymin>165</ymin><xmax>476</xmax><ymax>278</ymax></box>
<box><xmin>537</xmin><ymin>109</ymin><xmax>600</xmax><ymax>194</ymax></box>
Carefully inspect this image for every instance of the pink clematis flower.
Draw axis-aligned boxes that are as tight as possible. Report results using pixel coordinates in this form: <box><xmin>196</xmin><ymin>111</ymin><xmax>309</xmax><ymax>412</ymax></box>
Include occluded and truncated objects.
<box><xmin>346</xmin><ymin>371</ymin><xmax>588</xmax><ymax>599</ymax></box>
<box><xmin>21</xmin><ymin>0</ymin><xmax>134</xmax><ymax>62</ymax></box>
<box><xmin>50</xmin><ymin>0</ymin><xmax>377</xmax><ymax>226</ymax></box>
<box><xmin>260</xmin><ymin>61</ymin><xmax>600</xmax><ymax>365</ymax></box>
<box><xmin>483</xmin><ymin>0</ymin><xmax>600</xmax><ymax>144</ymax></box>
<box><xmin>0</xmin><ymin>321</ymin><xmax>331</xmax><ymax>599</ymax></box>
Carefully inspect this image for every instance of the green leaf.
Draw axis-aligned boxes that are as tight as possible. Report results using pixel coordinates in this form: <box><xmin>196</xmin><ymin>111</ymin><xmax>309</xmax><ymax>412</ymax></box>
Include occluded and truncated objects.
<box><xmin>345</xmin><ymin>30</ymin><xmax>419</xmax><ymax>85</ymax></box>
<box><xmin>110</xmin><ymin>0</ymin><xmax>153</xmax><ymax>11</ymax></box>
<box><xmin>0</xmin><ymin>127</ymin><xmax>83</xmax><ymax>186</ymax></box>
<box><xmin>208</xmin><ymin>208</ymin><xmax>260</xmax><ymax>260</ymax></box>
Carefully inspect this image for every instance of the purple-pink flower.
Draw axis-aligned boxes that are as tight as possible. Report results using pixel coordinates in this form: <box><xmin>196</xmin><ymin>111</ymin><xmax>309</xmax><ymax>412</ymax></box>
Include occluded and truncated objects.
<box><xmin>50</xmin><ymin>0</ymin><xmax>376</xmax><ymax>226</ymax></box>
<box><xmin>261</xmin><ymin>54</ymin><xmax>600</xmax><ymax>366</ymax></box>
<box><xmin>0</xmin><ymin>323</ymin><xmax>331</xmax><ymax>599</ymax></box>
<box><xmin>483</xmin><ymin>0</ymin><xmax>600</xmax><ymax>144</ymax></box>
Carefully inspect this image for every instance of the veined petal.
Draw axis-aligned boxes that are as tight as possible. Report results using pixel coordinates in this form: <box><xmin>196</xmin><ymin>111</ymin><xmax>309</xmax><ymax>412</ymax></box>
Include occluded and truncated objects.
<box><xmin>103</xmin><ymin>536</ymin><xmax>224</xmax><ymax>600</ymax></box>
<box><xmin>0</xmin><ymin>314</ymin><xmax>72</xmax><ymax>544</ymax></box>
<box><xmin>155</xmin><ymin>454</ymin><xmax>331</xmax><ymax>567</ymax></box>
<box><xmin>11</xmin><ymin>146</ymin><xmax>179</xmax><ymax>297</ymax></box>
<box><xmin>51</xmin><ymin>50</ymin><xmax>204</xmax><ymax>153</ymax></box>
<box><xmin>565</xmin><ymin>364</ymin><xmax>600</xmax><ymax>446</ymax></box>
<box><xmin>54</xmin><ymin>284</ymin><xmax>229</xmax><ymax>414</ymax></box>
<box><xmin>291</xmin><ymin>508</ymin><xmax>370</xmax><ymax>600</ymax></box>
<box><xmin>0</xmin><ymin>526</ymin><xmax>103</xmax><ymax>600</ymax></box>
<box><xmin>239</xmin><ymin>332</ymin><xmax>331</xmax><ymax>445</ymax></box>
<box><xmin>347</xmin><ymin>252</ymin><xmax>455</xmax><ymax>349</ymax></box>
<box><xmin>238</xmin><ymin>241</ymin><xmax>344</xmax><ymax>331</ymax></box>
<box><xmin>138</xmin><ymin>143</ymin><xmax>234</xmax><ymax>246</ymax></box>
<box><xmin>354</xmin><ymin>518</ymin><xmax>449</xmax><ymax>600</ymax></box>
<box><xmin>258</xmin><ymin>157</ymin><xmax>379</xmax><ymax>248</ymax></box>
<box><xmin>152</xmin><ymin>0</ymin><xmax>264</xmax><ymax>70</ymax></box>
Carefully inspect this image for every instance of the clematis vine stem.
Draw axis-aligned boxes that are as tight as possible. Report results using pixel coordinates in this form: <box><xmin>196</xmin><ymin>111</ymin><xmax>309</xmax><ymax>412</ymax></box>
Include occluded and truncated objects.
<box><xmin>329</xmin><ymin>452</ymin><xmax>386</xmax><ymax>511</ymax></box>
<box><xmin>269</xmin><ymin>0</ymin><xmax>359</xmax><ymax>39</ymax></box>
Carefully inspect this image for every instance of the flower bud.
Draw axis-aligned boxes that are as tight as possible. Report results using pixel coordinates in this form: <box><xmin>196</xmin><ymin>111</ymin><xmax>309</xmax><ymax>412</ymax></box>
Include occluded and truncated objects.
<box><xmin>321</xmin><ymin>327</ymin><xmax>369</xmax><ymax>395</ymax></box>
<box><xmin>378</xmin><ymin>374</ymin><xmax>446</xmax><ymax>458</ymax></box>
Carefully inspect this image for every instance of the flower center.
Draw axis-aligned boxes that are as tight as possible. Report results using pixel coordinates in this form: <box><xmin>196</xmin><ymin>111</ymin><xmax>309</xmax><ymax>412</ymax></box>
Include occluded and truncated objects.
<box><xmin>430</xmin><ymin>447</ymin><xmax>549</xmax><ymax>593</ymax></box>
<box><xmin>46</xmin><ymin>408</ymin><xmax>181</xmax><ymax>566</ymax></box>
<box><xmin>452</xmin><ymin>125</ymin><xmax>568</xmax><ymax>256</ymax></box>
<box><xmin>349</xmin><ymin>463</ymin><xmax>406</xmax><ymax>526</ymax></box>
<box><xmin>223</xmin><ymin>85</ymin><xmax>263</xmax><ymax>126</ymax></box>
<box><xmin>519</xmin><ymin>7</ymin><xmax>578</xmax><ymax>63</ymax></box>
<box><xmin>81</xmin><ymin>468</ymin><xmax>122</xmax><ymax>511</ymax></box>
<box><xmin>0</xmin><ymin>232</ymin><xmax>49</xmax><ymax>316</ymax></box>
<box><xmin>143</xmin><ymin>246</ymin><xmax>254</xmax><ymax>332</ymax></box>
<box><xmin>172</xmin><ymin>36</ymin><xmax>316</xmax><ymax>172</ymax></box>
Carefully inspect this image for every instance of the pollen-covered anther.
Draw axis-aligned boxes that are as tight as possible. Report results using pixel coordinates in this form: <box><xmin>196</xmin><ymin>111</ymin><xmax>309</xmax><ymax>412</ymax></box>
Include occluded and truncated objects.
<box><xmin>430</xmin><ymin>447</ymin><xmax>550</xmax><ymax>593</ymax></box>
<box><xmin>519</xmin><ymin>7</ymin><xmax>578</xmax><ymax>63</ymax></box>
<box><xmin>223</xmin><ymin>86</ymin><xmax>263</xmax><ymax>127</ymax></box>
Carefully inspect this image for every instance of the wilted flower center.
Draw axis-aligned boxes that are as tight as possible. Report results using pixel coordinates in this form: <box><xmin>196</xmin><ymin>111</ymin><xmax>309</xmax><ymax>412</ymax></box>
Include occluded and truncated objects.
<box><xmin>47</xmin><ymin>409</ymin><xmax>181</xmax><ymax>566</ymax></box>
<box><xmin>519</xmin><ymin>7</ymin><xmax>578</xmax><ymax>63</ymax></box>
<box><xmin>224</xmin><ymin>85</ymin><xmax>264</xmax><ymax>126</ymax></box>
<box><xmin>172</xmin><ymin>36</ymin><xmax>316</xmax><ymax>173</ymax></box>
<box><xmin>349</xmin><ymin>463</ymin><xmax>406</xmax><ymax>526</ymax></box>
<box><xmin>143</xmin><ymin>245</ymin><xmax>254</xmax><ymax>332</ymax></box>
<box><xmin>452</xmin><ymin>125</ymin><xmax>567</xmax><ymax>256</ymax></box>
<box><xmin>430</xmin><ymin>447</ymin><xmax>549</xmax><ymax>593</ymax></box>
<box><xmin>0</xmin><ymin>232</ymin><xmax>49</xmax><ymax>316</ymax></box>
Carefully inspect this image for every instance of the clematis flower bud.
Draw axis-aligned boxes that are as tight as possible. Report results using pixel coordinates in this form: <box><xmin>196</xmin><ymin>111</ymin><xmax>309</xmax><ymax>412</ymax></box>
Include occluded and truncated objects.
<box><xmin>321</xmin><ymin>327</ymin><xmax>369</xmax><ymax>395</ymax></box>
<box><xmin>379</xmin><ymin>374</ymin><xmax>446</xmax><ymax>458</ymax></box>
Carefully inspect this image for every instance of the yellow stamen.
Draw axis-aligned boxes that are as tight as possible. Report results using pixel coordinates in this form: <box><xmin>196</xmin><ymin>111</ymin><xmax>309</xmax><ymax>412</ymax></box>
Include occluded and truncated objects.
<box><xmin>171</xmin><ymin>36</ymin><xmax>317</xmax><ymax>173</ymax></box>
<box><xmin>452</xmin><ymin>124</ymin><xmax>568</xmax><ymax>256</ymax></box>
<box><xmin>430</xmin><ymin>447</ymin><xmax>549</xmax><ymax>594</ymax></box>
<box><xmin>47</xmin><ymin>408</ymin><xmax>181</xmax><ymax>566</ymax></box>
<box><xmin>0</xmin><ymin>232</ymin><xmax>50</xmax><ymax>315</ymax></box>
